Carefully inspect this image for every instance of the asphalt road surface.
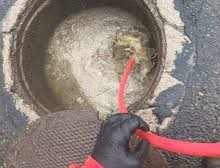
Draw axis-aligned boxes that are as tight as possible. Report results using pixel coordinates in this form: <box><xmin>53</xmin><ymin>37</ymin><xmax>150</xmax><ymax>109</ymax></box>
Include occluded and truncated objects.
<box><xmin>1</xmin><ymin>0</ymin><xmax>220</xmax><ymax>167</ymax></box>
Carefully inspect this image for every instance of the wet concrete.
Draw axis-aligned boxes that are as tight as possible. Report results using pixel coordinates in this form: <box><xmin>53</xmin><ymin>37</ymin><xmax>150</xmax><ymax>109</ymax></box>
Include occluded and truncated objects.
<box><xmin>46</xmin><ymin>7</ymin><xmax>154</xmax><ymax>119</ymax></box>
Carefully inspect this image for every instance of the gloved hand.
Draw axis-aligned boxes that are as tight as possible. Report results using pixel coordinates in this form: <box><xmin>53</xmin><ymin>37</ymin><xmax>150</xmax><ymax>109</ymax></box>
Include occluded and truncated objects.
<box><xmin>92</xmin><ymin>113</ymin><xmax>150</xmax><ymax>168</ymax></box>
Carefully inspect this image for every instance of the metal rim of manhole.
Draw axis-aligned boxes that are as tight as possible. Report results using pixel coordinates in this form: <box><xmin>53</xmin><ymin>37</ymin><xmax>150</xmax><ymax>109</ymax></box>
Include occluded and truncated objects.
<box><xmin>2</xmin><ymin>0</ymin><xmax>166</xmax><ymax>117</ymax></box>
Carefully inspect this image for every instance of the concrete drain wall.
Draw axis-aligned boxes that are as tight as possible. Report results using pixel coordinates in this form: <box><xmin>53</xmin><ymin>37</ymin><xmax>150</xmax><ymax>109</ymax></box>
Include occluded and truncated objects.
<box><xmin>1</xmin><ymin>0</ymin><xmax>166</xmax><ymax>120</ymax></box>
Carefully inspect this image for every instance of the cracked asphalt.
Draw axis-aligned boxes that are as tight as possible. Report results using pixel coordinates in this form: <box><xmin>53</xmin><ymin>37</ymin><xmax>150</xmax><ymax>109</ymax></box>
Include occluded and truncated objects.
<box><xmin>1</xmin><ymin>0</ymin><xmax>220</xmax><ymax>167</ymax></box>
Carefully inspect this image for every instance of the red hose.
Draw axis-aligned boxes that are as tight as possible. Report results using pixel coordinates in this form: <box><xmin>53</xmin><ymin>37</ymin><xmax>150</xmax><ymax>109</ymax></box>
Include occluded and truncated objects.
<box><xmin>118</xmin><ymin>57</ymin><xmax>220</xmax><ymax>157</ymax></box>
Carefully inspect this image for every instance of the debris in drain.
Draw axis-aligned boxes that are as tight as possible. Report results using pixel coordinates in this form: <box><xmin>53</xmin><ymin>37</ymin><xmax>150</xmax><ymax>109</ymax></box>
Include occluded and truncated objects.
<box><xmin>113</xmin><ymin>30</ymin><xmax>153</xmax><ymax>81</ymax></box>
<box><xmin>45</xmin><ymin>7</ymin><xmax>156</xmax><ymax>119</ymax></box>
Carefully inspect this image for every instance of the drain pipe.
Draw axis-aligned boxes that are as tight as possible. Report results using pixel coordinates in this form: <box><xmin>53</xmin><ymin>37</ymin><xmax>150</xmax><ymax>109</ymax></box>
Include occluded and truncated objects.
<box><xmin>118</xmin><ymin>57</ymin><xmax>220</xmax><ymax>158</ymax></box>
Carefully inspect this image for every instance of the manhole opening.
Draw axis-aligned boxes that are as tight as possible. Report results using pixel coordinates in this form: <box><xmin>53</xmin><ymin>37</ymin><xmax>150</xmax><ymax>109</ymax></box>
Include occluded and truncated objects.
<box><xmin>10</xmin><ymin>0</ymin><xmax>165</xmax><ymax>117</ymax></box>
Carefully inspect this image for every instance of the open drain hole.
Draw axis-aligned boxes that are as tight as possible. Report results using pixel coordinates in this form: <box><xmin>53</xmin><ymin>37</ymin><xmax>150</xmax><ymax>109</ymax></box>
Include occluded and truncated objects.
<box><xmin>9</xmin><ymin>0</ymin><xmax>165</xmax><ymax>117</ymax></box>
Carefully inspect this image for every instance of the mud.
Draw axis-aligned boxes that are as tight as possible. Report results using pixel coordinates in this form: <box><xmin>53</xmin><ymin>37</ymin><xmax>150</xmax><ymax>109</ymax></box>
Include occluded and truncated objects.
<box><xmin>45</xmin><ymin>7</ymin><xmax>155</xmax><ymax>119</ymax></box>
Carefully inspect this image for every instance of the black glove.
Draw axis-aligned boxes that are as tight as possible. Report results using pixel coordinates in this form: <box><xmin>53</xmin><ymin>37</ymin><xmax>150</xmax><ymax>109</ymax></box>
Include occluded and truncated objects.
<box><xmin>92</xmin><ymin>113</ymin><xmax>150</xmax><ymax>168</ymax></box>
